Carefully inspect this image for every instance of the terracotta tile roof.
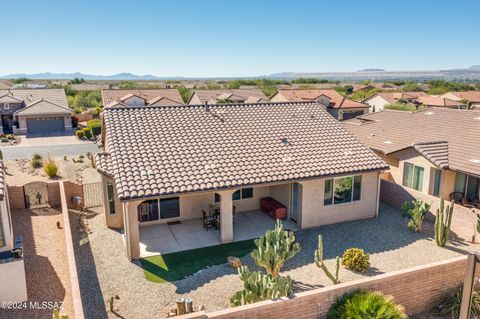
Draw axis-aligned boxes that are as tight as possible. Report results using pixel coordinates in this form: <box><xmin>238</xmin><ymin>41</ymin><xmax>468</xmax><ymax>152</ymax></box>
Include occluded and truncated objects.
<box><xmin>14</xmin><ymin>99</ymin><xmax>73</xmax><ymax>115</ymax></box>
<box><xmin>0</xmin><ymin>89</ymin><xmax>68</xmax><ymax>107</ymax></box>
<box><xmin>100</xmin><ymin>102</ymin><xmax>387</xmax><ymax>200</ymax></box>
<box><xmin>275</xmin><ymin>89</ymin><xmax>369</xmax><ymax>109</ymax></box>
<box><xmin>413</xmin><ymin>141</ymin><xmax>449</xmax><ymax>169</ymax></box>
<box><xmin>101</xmin><ymin>89</ymin><xmax>184</xmax><ymax>106</ymax></box>
<box><xmin>364</xmin><ymin>92</ymin><xmax>428</xmax><ymax>103</ymax></box>
<box><xmin>447</xmin><ymin>91</ymin><xmax>480</xmax><ymax>103</ymax></box>
<box><xmin>147</xmin><ymin>96</ymin><xmax>183</xmax><ymax>106</ymax></box>
<box><xmin>0</xmin><ymin>161</ymin><xmax>5</xmax><ymax>201</ymax></box>
<box><xmin>189</xmin><ymin>89</ymin><xmax>268</xmax><ymax>104</ymax></box>
<box><xmin>344</xmin><ymin>108</ymin><xmax>480</xmax><ymax>176</ymax></box>
<box><xmin>415</xmin><ymin>96</ymin><xmax>465</xmax><ymax>108</ymax></box>
<box><xmin>95</xmin><ymin>152</ymin><xmax>113</xmax><ymax>177</ymax></box>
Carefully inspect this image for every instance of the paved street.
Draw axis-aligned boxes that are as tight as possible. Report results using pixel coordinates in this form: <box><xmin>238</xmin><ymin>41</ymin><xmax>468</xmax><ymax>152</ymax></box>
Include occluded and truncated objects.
<box><xmin>0</xmin><ymin>143</ymin><xmax>99</xmax><ymax>160</ymax></box>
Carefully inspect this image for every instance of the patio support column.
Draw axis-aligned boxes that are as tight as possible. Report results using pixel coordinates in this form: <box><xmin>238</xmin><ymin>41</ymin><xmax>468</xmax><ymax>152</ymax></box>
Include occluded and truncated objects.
<box><xmin>218</xmin><ymin>189</ymin><xmax>235</xmax><ymax>243</ymax></box>
<box><xmin>123</xmin><ymin>201</ymin><xmax>141</xmax><ymax>260</ymax></box>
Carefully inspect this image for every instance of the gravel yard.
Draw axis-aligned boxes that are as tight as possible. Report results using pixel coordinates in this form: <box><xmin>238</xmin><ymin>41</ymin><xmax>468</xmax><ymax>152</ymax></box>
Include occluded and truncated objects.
<box><xmin>72</xmin><ymin>203</ymin><xmax>480</xmax><ymax>319</ymax></box>
<box><xmin>0</xmin><ymin>208</ymin><xmax>73</xmax><ymax>319</ymax></box>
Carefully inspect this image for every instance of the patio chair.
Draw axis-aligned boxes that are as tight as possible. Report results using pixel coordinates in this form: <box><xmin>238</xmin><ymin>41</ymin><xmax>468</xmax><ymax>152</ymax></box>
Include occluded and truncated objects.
<box><xmin>462</xmin><ymin>194</ymin><xmax>480</xmax><ymax>209</ymax></box>
<box><xmin>202</xmin><ymin>210</ymin><xmax>215</xmax><ymax>231</ymax></box>
<box><xmin>450</xmin><ymin>192</ymin><xmax>464</xmax><ymax>204</ymax></box>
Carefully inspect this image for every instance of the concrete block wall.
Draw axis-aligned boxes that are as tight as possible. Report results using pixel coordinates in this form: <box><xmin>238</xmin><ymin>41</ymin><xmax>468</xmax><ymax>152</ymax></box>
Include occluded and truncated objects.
<box><xmin>177</xmin><ymin>256</ymin><xmax>472</xmax><ymax>319</ymax></box>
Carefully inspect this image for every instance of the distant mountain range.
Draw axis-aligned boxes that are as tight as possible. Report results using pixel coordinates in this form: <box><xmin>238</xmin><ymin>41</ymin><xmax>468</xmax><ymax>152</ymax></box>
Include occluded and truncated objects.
<box><xmin>1</xmin><ymin>66</ymin><xmax>480</xmax><ymax>81</ymax></box>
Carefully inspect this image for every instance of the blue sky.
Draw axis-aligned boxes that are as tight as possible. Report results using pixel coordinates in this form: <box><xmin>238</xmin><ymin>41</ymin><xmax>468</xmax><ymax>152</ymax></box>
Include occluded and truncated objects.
<box><xmin>2</xmin><ymin>0</ymin><xmax>479</xmax><ymax>77</ymax></box>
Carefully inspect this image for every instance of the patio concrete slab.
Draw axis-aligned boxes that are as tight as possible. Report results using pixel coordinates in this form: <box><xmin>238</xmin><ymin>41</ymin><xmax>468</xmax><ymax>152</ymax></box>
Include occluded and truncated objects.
<box><xmin>138</xmin><ymin>210</ymin><xmax>300</xmax><ymax>257</ymax></box>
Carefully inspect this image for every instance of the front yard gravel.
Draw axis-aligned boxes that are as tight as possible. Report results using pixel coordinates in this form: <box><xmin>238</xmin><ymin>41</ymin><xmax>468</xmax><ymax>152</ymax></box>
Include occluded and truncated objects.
<box><xmin>72</xmin><ymin>203</ymin><xmax>480</xmax><ymax>319</ymax></box>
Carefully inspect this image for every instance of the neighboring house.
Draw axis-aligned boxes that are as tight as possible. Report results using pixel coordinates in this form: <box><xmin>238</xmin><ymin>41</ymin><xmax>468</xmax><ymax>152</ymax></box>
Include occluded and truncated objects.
<box><xmin>0</xmin><ymin>81</ymin><xmax>13</xmax><ymax>90</ymax></box>
<box><xmin>12</xmin><ymin>82</ymin><xmax>48</xmax><ymax>89</ymax></box>
<box><xmin>415</xmin><ymin>96</ymin><xmax>466</xmax><ymax>109</ymax></box>
<box><xmin>187</xmin><ymin>89</ymin><xmax>269</xmax><ymax>104</ymax></box>
<box><xmin>71</xmin><ymin>83</ymin><xmax>112</xmax><ymax>91</ymax></box>
<box><xmin>441</xmin><ymin>91</ymin><xmax>480</xmax><ymax>109</ymax></box>
<box><xmin>362</xmin><ymin>92</ymin><xmax>428</xmax><ymax>112</ymax></box>
<box><xmin>270</xmin><ymin>89</ymin><xmax>369</xmax><ymax>120</ymax></box>
<box><xmin>344</xmin><ymin>108</ymin><xmax>480</xmax><ymax>203</ymax></box>
<box><xmin>0</xmin><ymin>89</ymin><xmax>72</xmax><ymax>135</ymax></box>
<box><xmin>96</xmin><ymin>101</ymin><xmax>387</xmax><ymax>259</ymax></box>
<box><xmin>0</xmin><ymin>161</ymin><xmax>28</xmax><ymax>302</ymax></box>
<box><xmin>101</xmin><ymin>89</ymin><xmax>184</xmax><ymax>108</ymax></box>
<box><xmin>352</xmin><ymin>83</ymin><xmax>399</xmax><ymax>93</ymax></box>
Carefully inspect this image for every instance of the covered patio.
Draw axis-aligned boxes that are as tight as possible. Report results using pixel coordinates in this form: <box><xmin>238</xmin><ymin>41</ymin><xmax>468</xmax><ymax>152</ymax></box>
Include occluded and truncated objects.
<box><xmin>138</xmin><ymin>210</ymin><xmax>299</xmax><ymax>257</ymax></box>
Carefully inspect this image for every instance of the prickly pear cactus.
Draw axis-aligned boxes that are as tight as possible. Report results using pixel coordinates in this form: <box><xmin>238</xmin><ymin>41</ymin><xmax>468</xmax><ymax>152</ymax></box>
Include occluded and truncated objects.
<box><xmin>250</xmin><ymin>220</ymin><xmax>301</xmax><ymax>278</ymax></box>
<box><xmin>230</xmin><ymin>265</ymin><xmax>293</xmax><ymax>306</ymax></box>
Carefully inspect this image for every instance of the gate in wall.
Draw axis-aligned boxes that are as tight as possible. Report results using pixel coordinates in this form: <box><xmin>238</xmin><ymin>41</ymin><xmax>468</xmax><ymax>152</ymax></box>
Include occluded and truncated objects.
<box><xmin>83</xmin><ymin>182</ymin><xmax>103</xmax><ymax>208</ymax></box>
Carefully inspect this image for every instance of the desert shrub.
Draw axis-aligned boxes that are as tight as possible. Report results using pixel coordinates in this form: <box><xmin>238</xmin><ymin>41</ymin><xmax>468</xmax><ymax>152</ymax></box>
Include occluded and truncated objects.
<box><xmin>32</xmin><ymin>153</ymin><xmax>42</xmax><ymax>160</ymax></box>
<box><xmin>384</xmin><ymin>102</ymin><xmax>417</xmax><ymax>111</ymax></box>
<box><xmin>438</xmin><ymin>286</ymin><xmax>480</xmax><ymax>318</ymax></box>
<box><xmin>87</xmin><ymin>119</ymin><xmax>101</xmax><ymax>136</ymax></box>
<box><xmin>82</xmin><ymin>128</ymin><xmax>92</xmax><ymax>139</ymax></box>
<box><xmin>31</xmin><ymin>159</ymin><xmax>43</xmax><ymax>169</ymax></box>
<box><xmin>6</xmin><ymin>134</ymin><xmax>14</xmax><ymax>140</ymax></box>
<box><xmin>79</xmin><ymin>155</ymin><xmax>85</xmax><ymax>159</ymax></box>
<box><xmin>44</xmin><ymin>161</ymin><xmax>59</xmax><ymax>178</ymax></box>
<box><xmin>0</xmin><ymin>138</ymin><xmax>7</xmax><ymax>143</ymax></box>
<box><xmin>327</xmin><ymin>289</ymin><xmax>407</xmax><ymax>319</ymax></box>
<box><xmin>341</xmin><ymin>248</ymin><xmax>370</xmax><ymax>273</ymax></box>
<box><xmin>76</xmin><ymin>130</ymin><xmax>84</xmax><ymax>139</ymax></box>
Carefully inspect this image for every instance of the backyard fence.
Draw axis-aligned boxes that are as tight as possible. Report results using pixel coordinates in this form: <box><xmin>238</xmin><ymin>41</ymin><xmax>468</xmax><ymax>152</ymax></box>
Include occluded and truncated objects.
<box><xmin>82</xmin><ymin>182</ymin><xmax>103</xmax><ymax>208</ymax></box>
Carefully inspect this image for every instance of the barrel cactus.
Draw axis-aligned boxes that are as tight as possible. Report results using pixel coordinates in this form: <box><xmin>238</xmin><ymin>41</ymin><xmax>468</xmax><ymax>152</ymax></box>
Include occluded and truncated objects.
<box><xmin>250</xmin><ymin>220</ymin><xmax>301</xmax><ymax>278</ymax></box>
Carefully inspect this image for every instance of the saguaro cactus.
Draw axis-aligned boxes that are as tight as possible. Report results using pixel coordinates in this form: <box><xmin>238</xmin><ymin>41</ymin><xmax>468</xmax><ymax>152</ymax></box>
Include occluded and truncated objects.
<box><xmin>314</xmin><ymin>235</ymin><xmax>340</xmax><ymax>284</ymax></box>
<box><xmin>435</xmin><ymin>198</ymin><xmax>454</xmax><ymax>247</ymax></box>
<box><xmin>230</xmin><ymin>265</ymin><xmax>293</xmax><ymax>306</ymax></box>
<box><xmin>250</xmin><ymin>220</ymin><xmax>301</xmax><ymax>278</ymax></box>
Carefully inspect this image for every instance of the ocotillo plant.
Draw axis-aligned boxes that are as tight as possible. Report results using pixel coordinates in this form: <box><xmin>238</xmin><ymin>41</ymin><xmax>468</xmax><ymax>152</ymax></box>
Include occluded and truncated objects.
<box><xmin>250</xmin><ymin>220</ymin><xmax>301</xmax><ymax>278</ymax></box>
<box><xmin>314</xmin><ymin>235</ymin><xmax>340</xmax><ymax>284</ymax></box>
<box><xmin>435</xmin><ymin>198</ymin><xmax>454</xmax><ymax>247</ymax></box>
<box><xmin>230</xmin><ymin>265</ymin><xmax>293</xmax><ymax>306</ymax></box>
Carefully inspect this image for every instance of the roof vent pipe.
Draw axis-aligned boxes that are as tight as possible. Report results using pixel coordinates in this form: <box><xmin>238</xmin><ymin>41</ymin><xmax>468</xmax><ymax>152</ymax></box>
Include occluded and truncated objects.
<box><xmin>204</xmin><ymin>101</ymin><xmax>209</xmax><ymax>112</ymax></box>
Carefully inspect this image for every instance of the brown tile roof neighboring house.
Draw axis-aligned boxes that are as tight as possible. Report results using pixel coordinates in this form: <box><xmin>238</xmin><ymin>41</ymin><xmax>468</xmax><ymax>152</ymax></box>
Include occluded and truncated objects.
<box><xmin>0</xmin><ymin>81</ymin><xmax>13</xmax><ymax>90</ymax></box>
<box><xmin>344</xmin><ymin>108</ymin><xmax>480</xmax><ymax>176</ymax></box>
<box><xmin>101</xmin><ymin>89</ymin><xmax>184</xmax><ymax>106</ymax></box>
<box><xmin>443</xmin><ymin>91</ymin><xmax>480</xmax><ymax>103</ymax></box>
<box><xmin>415</xmin><ymin>96</ymin><xmax>465</xmax><ymax>108</ymax></box>
<box><xmin>99</xmin><ymin>102</ymin><xmax>387</xmax><ymax>200</ymax></box>
<box><xmin>14</xmin><ymin>99</ymin><xmax>73</xmax><ymax>116</ymax></box>
<box><xmin>0</xmin><ymin>89</ymin><xmax>68</xmax><ymax>107</ymax></box>
<box><xmin>362</xmin><ymin>91</ymin><xmax>428</xmax><ymax>104</ymax></box>
<box><xmin>147</xmin><ymin>96</ymin><xmax>183</xmax><ymax>106</ymax></box>
<box><xmin>188</xmin><ymin>89</ymin><xmax>268</xmax><ymax>104</ymax></box>
<box><xmin>273</xmin><ymin>89</ymin><xmax>369</xmax><ymax>109</ymax></box>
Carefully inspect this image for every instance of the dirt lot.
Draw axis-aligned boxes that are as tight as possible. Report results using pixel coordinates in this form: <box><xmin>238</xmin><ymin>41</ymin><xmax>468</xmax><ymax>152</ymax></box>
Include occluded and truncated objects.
<box><xmin>0</xmin><ymin>208</ymin><xmax>73</xmax><ymax>318</ymax></box>
<box><xmin>5</xmin><ymin>155</ymin><xmax>98</xmax><ymax>185</ymax></box>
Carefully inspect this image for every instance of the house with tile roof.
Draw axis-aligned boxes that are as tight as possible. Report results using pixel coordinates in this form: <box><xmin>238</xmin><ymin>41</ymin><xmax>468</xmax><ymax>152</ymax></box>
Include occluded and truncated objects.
<box><xmin>362</xmin><ymin>92</ymin><xmax>429</xmax><ymax>113</ymax></box>
<box><xmin>187</xmin><ymin>89</ymin><xmax>269</xmax><ymax>105</ymax></box>
<box><xmin>101</xmin><ymin>89</ymin><xmax>184</xmax><ymax>108</ymax></box>
<box><xmin>441</xmin><ymin>91</ymin><xmax>480</xmax><ymax>109</ymax></box>
<box><xmin>270</xmin><ymin>89</ymin><xmax>370</xmax><ymax>121</ymax></box>
<box><xmin>0</xmin><ymin>89</ymin><xmax>72</xmax><ymax>135</ymax></box>
<box><xmin>344</xmin><ymin>108</ymin><xmax>480</xmax><ymax>204</ymax></box>
<box><xmin>95</xmin><ymin>101</ymin><xmax>387</xmax><ymax>259</ymax></box>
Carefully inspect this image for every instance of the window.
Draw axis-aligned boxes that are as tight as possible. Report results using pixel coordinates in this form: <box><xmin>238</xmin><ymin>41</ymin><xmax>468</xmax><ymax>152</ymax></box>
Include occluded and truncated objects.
<box><xmin>324</xmin><ymin>175</ymin><xmax>362</xmax><ymax>206</ymax></box>
<box><xmin>138</xmin><ymin>197</ymin><xmax>180</xmax><ymax>222</ymax></box>
<box><xmin>160</xmin><ymin>197</ymin><xmax>180</xmax><ymax>219</ymax></box>
<box><xmin>107</xmin><ymin>181</ymin><xmax>115</xmax><ymax>214</ymax></box>
<box><xmin>454</xmin><ymin>173</ymin><xmax>466</xmax><ymax>193</ymax></box>
<box><xmin>232</xmin><ymin>188</ymin><xmax>254</xmax><ymax>201</ymax></box>
<box><xmin>4</xmin><ymin>103</ymin><xmax>9</xmax><ymax>110</ymax></box>
<box><xmin>214</xmin><ymin>193</ymin><xmax>220</xmax><ymax>203</ymax></box>
<box><xmin>402</xmin><ymin>162</ymin><xmax>424</xmax><ymax>191</ymax></box>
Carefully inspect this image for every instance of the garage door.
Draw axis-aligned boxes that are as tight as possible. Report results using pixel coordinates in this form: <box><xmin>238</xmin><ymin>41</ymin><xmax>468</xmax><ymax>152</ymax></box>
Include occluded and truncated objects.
<box><xmin>27</xmin><ymin>117</ymin><xmax>65</xmax><ymax>135</ymax></box>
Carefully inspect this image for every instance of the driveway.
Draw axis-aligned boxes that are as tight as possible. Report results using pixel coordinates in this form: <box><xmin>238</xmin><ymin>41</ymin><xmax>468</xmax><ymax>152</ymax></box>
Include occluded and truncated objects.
<box><xmin>0</xmin><ymin>136</ymin><xmax>99</xmax><ymax>160</ymax></box>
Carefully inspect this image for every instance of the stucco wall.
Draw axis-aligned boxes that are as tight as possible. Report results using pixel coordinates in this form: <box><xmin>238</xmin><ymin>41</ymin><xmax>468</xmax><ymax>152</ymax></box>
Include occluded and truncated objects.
<box><xmin>102</xmin><ymin>175</ymin><xmax>123</xmax><ymax>229</ymax></box>
<box><xmin>188</xmin><ymin>94</ymin><xmax>203</xmax><ymax>105</ymax></box>
<box><xmin>365</xmin><ymin>95</ymin><xmax>389</xmax><ymax>112</ymax></box>
<box><xmin>298</xmin><ymin>171</ymin><xmax>380</xmax><ymax>228</ymax></box>
<box><xmin>269</xmin><ymin>184</ymin><xmax>291</xmax><ymax>215</ymax></box>
<box><xmin>378</xmin><ymin>149</ymin><xmax>455</xmax><ymax>200</ymax></box>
